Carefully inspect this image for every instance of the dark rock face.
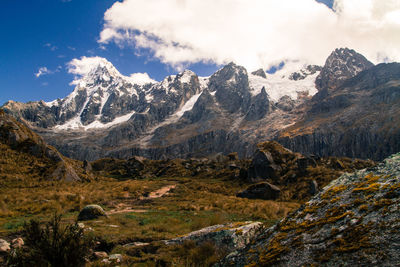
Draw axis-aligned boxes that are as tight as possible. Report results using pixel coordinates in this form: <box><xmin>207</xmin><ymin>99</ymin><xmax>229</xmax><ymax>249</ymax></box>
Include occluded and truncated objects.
<box><xmin>245</xmin><ymin>87</ymin><xmax>271</xmax><ymax>121</ymax></box>
<box><xmin>251</xmin><ymin>68</ymin><xmax>267</xmax><ymax>78</ymax></box>
<box><xmin>209</xmin><ymin>62</ymin><xmax>251</xmax><ymax>114</ymax></box>
<box><xmin>278</xmin><ymin>62</ymin><xmax>400</xmax><ymax>161</ymax></box>
<box><xmin>276</xmin><ymin>95</ymin><xmax>295</xmax><ymax>112</ymax></box>
<box><xmin>247</xmin><ymin>150</ymin><xmax>281</xmax><ymax>182</ymax></box>
<box><xmin>237</xmin><ymin>182</ymin><xmax>281</xmax><ymax>200</ymax></box>
<box><xmin>289</xmin><ymin>65</ymin><xmax>322</xmax><ymax>81</ymax></box>
<box><xmin>315</xmin><ymin>48</ymin><xmax>374</xmax><ymax>91</ymax></box>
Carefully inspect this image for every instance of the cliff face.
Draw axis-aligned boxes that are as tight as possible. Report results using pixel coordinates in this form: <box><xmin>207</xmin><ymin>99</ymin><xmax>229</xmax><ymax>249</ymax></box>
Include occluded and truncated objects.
<box><xmin>278</xmin><ymin>63</ymin><xmax>400</xmax><ymax>161</ymax></box>
<box><xmin>221</xmin><ymin>152</ymin><xmax>400</xmax><ymax>266</ymax></box>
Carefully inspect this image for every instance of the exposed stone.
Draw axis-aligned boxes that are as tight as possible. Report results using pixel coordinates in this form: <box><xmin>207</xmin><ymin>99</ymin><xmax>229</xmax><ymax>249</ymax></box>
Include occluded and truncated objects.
<box><xmin>11</xmin><ymin>238</ymin><xmax>24</xmax><ymax>249</ymax></box>
<box><xmin>251</xmin><ymin>69</ymin><xmax>267</xmax><ymax>78</ymax></box>
<box><xmin>236</xmin><ymin>182</ymin><xmax>281</xmax><ymax>200</ymax></box>
<box><xmin>109</xmin><ymin>254</ymin><xmax>123</xmax><ymax>263</ymax></box>
<box><xmin>247</xmin><ymin>149</ymin><xmax>281</xmax><ymax>182</ymax></box>
<box><xmin>0</xmin><ymin>239</ymin><xmax>10</xmax><ymax>253</ymax></box>
<box><xmin>78</xmin><ymin>205</ymin><xmax>107</xmax><ymax>221</ymax></box>
<box><xmin>93</xmin><ymin>251</ymin><xmax>108</xmax><ymax>259</ymax></box>
<box><xmin>165</xmin><ymin>221</ymin><xmax>263</xmax><ymax>252</ymax></box>
<box><xmin>315</xmin><ymin>47</ymin><xmax>374</xmax><ymax>91</ymax></box>
<box><xmin>221</xmin><ymin>152</ymin><xmax>400</xmax><ymax>266</ymax></box>
<box><xmin>309</xmin><ymin>180</ymin><xmax>319</xmax><ymax>195</ymax></box>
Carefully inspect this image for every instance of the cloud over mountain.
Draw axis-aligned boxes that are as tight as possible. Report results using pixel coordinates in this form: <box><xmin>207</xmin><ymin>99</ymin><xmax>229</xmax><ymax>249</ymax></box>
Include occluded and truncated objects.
<box><xmin>99</xmin><ymin>0</ymin><xmax>400</xmax><ymax>71</ymax></box>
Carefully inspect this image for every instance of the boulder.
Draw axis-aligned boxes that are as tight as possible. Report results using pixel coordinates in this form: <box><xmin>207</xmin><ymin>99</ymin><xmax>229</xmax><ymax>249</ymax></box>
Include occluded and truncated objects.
<box><xmin>309</xmin><ymin>180</ymin><xmax>319</xmax><ymax>195</ymax></box>
<box><xmin>165</xmin><ymin>221</ymin><xmax>262</xmax><ymax>251</ymax></box>
<box><xmin>11</xmin><ymin>238</ymin><xmax>24</xmax><ymax>249</ymax></box>
<box><xmin>247</xmin><ymin>150</ymin><xmax>281</xmax><ymax>182</ymax></box>
<box><xmin>78</xmin><ymin>205</ymin><xmax>107</xmax><ymax>221</ymax></box>
<box><xmin>0</xmin><ymin>239</ymin><xmax>10</xmax><ymax>253</ymax></box>
<box><xmin>236</xmin><ymin>182</ymin><xmax>281</xmax><ymax>200</ymax></box>
<box><xmin>93</xmin><ymin>251</ymin><xmax>108</xmax><ymax>259</ymax></box>
<box><xmin>125</xmin><ymin>156</ymin><xmax>145</xmax><ymax>176</ymax></box>
<box><xmin>296</xmin><ymin>157</ymin><xmax>317</xmax><ymax>175</ymax></box>
<box><xmin>109</xmin><ymin>254</ymin><xmax>123</xmax><ymax>263</ymax></box>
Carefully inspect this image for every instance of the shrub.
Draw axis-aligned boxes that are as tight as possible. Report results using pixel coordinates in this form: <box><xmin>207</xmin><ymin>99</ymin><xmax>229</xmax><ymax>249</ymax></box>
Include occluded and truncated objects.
<box><xmin>7</xmin><ymin>214</ymin><xmax>93</xmax><ymax>267</ymax></box>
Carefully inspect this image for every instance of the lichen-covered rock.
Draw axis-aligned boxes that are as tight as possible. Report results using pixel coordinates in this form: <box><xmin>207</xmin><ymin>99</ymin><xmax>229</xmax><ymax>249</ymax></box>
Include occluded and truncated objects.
<box><xmin>221</xmin><ymin>152</ymin><xmax>400</xmax><ymax>266</ymax></box>
<box><xmin>78</xmin><ymin>205</ymin><xmax>107</xmax><ymax>221</ymax></box>
<box><xmin>237</xmin><ymin>182</ymin><xmax>281</xmax><ymax>200</ymax></box>
<box><xmin>166</xmin><ymin>222</ymin><xmax>263</xmax><ymax>252</ymax></box>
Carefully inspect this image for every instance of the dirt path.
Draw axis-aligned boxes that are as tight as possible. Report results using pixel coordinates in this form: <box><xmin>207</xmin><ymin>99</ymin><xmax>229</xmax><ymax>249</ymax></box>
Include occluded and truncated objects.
<box><xmin>142</xmin><ymin>184</ymin><xmax>176</xmax><ymax>199</ymax></box>
<box><xmin>107</xmin><ymin>184</ymin><xmax>176</xmax><ymax>215</ymax></box>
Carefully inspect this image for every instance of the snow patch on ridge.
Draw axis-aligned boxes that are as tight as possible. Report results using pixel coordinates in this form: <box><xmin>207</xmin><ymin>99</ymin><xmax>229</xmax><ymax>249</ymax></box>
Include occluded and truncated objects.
<box><xmin>54</xmin><ymin>111</ymin><xmax>136</xmax><ymax>131</ymax></box>
<box><xmin>249</xmin><ymin>61</ymin><xmax>320</xmax><ymax>101</ymax></box>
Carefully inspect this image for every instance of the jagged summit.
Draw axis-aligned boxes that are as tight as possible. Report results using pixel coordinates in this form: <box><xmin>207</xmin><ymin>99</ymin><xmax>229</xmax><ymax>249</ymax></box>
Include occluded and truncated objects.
<box><xmin>315</xmin><ymin>47</ymin><xmax>374</xmax><ymax>91</ymax></box>
<box><xmin>4</xmin><ymin>48</ymin><xmax>395</xmax><ymax>162</ymax></box>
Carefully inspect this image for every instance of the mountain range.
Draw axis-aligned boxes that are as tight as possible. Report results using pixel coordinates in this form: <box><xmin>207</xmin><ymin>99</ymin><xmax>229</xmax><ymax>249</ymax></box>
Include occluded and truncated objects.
<box><xmin>3</xmin><ymin>48</ymin><xmax>400</xmax><ymax>161</ymax></box>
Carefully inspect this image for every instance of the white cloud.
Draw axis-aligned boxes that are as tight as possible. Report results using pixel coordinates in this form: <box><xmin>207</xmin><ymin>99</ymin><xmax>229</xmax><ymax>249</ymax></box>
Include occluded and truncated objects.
<box><xmin>67</xmin><ymin>56</ymin><xmax>107</xmax><ymax>76</ymax></box>
<box><xmin>99</xmin><ymin>0</ymin><xmax>400</xmax><ymax>70</ymax></box>
<box><xmin>35</xmin><ymin>66</ymin><xmax>62</xmax><ymax>78</ymax></box>
<box><xmin>128</xmin><ymin>72</ymin><xmax>157</xmax><ymax>85</ymax></box>
<box><xmin>67</xmin><ymin>56</ymin><xmax>157</xmax><ymax>85</ymax></box>
<box><xmin>35</xmin><ymin>67</ymin><xmax>51</xmax><ymax>78</ymax></box>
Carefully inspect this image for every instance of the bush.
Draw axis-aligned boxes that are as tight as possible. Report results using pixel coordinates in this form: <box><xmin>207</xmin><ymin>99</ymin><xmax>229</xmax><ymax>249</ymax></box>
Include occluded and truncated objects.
<box><xmin>7</xmin><ymin>214</ymin><xmax>93</xmax><ymax>267</ymax></box>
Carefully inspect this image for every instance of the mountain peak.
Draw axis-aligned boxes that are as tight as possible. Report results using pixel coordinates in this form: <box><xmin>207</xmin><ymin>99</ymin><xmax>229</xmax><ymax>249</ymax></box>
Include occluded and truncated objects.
<box><xmin>316</xmin><ymin>47</ymin><xmax>374</xmax><ymax>90</ymax></box>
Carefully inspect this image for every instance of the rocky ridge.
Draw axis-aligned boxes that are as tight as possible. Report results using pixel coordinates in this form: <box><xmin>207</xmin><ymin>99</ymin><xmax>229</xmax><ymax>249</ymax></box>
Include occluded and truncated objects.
<box><xmin>4</xmin><ymin>47</ymin><xmax>398</xmax><ymax>162</ymax></box>
<box><xmin>278</xmin><ymin>61</ymin><xmax>400</xmax><ymax>160</ymax></box>
<box><xmin>221</xmin><ymin>152</ymin><xmax>400</xmax><ymax>266</ymax></box>
<box><xmin>0</xmin><ymin>109</ymin><xmax>90</xmax><ymax>182</ymax></box>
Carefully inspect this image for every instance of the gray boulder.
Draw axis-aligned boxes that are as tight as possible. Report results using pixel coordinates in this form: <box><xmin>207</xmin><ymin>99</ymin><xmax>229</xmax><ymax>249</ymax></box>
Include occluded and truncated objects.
<box><xmin>78</xmin><ymin>205</ymin><xmax>107</xmax><ymax>221</ymax></box>
<box><xmin>247</xmin><ymin>149</ymin><xmax>281</xmax><ymax>182</ymax></box>
<box><xmin>236</xmin><ymin>182</ymin><xmax>281</xmax><ymax>200</ymax></box>
<box><xmin>166</xmin><ymin>221</ymin><xmax>262</xmax><ymax>251</ymax></box>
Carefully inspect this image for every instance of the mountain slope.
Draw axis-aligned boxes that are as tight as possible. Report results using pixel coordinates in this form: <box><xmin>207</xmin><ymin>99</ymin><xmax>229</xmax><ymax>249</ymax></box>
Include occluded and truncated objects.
<box><xmin>278</xmin><ymin>62</ymin><xmax>400</xmax><ymax>160</ymax></box>
<box><xmin>3</xmin><ymin>57</ymin><xmax>321</xmax><ymax>160</ymax></box>
<box><xmin>3</xmin><ymin>47</ymin><xmax>399</xmax><ymax>161</ymax></box>
<box><xmin>0</xmin><ymin>109</ymin><xmax>90</xmax><ymax>184</ymax></box>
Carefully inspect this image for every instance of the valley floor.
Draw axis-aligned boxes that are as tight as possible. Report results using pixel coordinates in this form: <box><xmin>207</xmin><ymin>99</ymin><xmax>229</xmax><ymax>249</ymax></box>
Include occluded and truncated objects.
<box><xmin>0</xmin><ymin>175</ymin><xmax>299</xmax><ymax>265</ymax></box>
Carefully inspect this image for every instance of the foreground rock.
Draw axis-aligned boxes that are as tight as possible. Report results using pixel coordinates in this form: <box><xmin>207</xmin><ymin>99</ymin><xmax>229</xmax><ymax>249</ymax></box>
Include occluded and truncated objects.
<box><xmin>221</xmin><ymin>152</ymin><xmax>400</xmax><ymax>266</ymax></box>
<box><xmin>236</xmin><ymin>182</ymin><xmax>281</xmax><ymax>200</ymax></box>
<box><xmin>166</xmin><ymin>221</ymin><xmax>263</xmax><ymax>252</ymax></box>
<box><xmin>0</xmin><ymin>239</ymin><xmax>10</xmax><ymax>253</ymax></box>
<box><xmin>78</xmin><ymin>205</ymin><xmax>107</xmax><ymax>221</ymax></box>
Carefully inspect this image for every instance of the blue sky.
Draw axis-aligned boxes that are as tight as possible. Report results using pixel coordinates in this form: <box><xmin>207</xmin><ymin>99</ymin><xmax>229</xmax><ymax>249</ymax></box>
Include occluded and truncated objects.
<box><xmin>4</xmin><ymin>0</ymin><xmax>399</xmax><ymax>106</ymax></box>
<box><xmin>0</xmin><ymin>0</ymin><xmax>221</xmax><ymax>105</ymax></box>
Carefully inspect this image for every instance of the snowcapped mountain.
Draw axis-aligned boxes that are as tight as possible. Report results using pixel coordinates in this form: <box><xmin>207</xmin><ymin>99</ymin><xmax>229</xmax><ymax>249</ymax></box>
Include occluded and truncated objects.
<box><xmin>4</xmin><ymin>47</ymin><xmax>387</xmax><ymax>161</ymax></box>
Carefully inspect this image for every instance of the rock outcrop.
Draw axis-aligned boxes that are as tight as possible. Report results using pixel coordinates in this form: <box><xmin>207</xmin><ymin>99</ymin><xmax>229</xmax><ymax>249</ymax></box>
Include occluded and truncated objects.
<box><xmin>221</xmin><ymin>152</ymin><xmax>400</xmax><ymax>266</ymax></box>
<box><xmin>166</xmin><ymin>222</ymin><xmax>263</xmax><ymax>252</ymax></box>
<box><xmin>236</xmin><ymin>182</ymin><xmax>281</xmax><ymax>200</ymax></box>
<box><xmin>238</xmin><ymin>141</ymin><xmax>375</xmax><ymax>201</ymax></box>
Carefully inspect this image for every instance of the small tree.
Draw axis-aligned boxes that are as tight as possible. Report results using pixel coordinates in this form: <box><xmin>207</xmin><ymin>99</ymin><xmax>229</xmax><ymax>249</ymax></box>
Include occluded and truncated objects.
<box><xmin>7</xmin><ymin>214</ymin><xmax>93</xmax><ymax>267</ymax></box>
